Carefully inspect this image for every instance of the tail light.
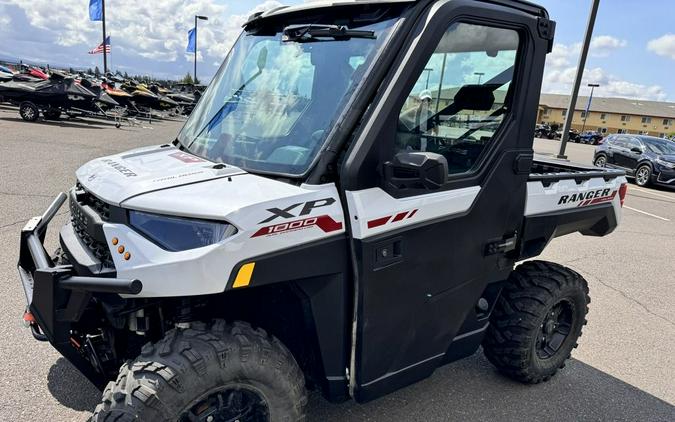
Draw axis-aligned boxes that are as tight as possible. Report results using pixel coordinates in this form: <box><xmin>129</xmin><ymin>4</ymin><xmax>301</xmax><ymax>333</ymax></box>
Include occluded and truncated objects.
<box><xmin>619</xmin><ymin>183</ymin><xmax>628</xmax><ymax>207</ymax></box>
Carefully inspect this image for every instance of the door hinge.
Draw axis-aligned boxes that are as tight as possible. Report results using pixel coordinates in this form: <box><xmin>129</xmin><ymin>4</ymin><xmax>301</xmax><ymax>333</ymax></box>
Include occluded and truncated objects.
<box><xmin>485</xmin><ymin>232</ymin><xmax>518</xmax><ymax>256</ymax></box>
<box><xmin>537</xmin><ymin>17</ymin><xmax>556</xmax><ymax>53</ymax></box>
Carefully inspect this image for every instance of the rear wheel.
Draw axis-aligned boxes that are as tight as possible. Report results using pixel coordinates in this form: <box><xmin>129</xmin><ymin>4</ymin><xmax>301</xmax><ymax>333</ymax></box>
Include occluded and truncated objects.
<box><xmin>635</xmin><ymin>164</ymin><xmax>651</xmax><ymax>187</ymax></box>
<box><xmin>91</xmin><ymin>320</ymin><xmax>307</xmax><ymax>422</ymax></box>
<box><xmin>593</xmin><ymin>154</ymin><xmax>607</xmax><ymax>167</ymax></box>
<box><xmin>19</xmin><ymin>102</ymin><xmax>39</xmax><ymax>122</ymax></box>
<box><xmin>483</xmin><ymin>260</ymin><xmax>589</xmax><ymax>383</ymax></box>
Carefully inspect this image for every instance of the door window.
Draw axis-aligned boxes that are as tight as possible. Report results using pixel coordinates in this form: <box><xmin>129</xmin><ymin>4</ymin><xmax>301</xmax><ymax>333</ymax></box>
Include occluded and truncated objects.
<box><xmin>394</xmin><ymin>22</ymin><xmax>520</xmax><ymax>176</ymax></box>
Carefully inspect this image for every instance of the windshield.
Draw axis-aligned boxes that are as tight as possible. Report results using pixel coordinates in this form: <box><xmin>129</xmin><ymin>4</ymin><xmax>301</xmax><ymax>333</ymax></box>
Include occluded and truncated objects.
<box><xmin>642</xmin><ymin>137</ymin><xmax>675</xmax><ymax>155</ymax></box>
<box><xmin>177</xmin><ymin>16</ymin><xmax>399</xmax><ymax>176</ymax></box>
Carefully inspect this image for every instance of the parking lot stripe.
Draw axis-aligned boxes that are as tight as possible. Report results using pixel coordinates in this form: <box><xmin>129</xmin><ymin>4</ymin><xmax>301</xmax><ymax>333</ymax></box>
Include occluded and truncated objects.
<box><xmin>629</xmin><ymin>187</ymin><xmax>675</xmax><ymax>201</ymax></box>
<box><xmin>623</xmin><ymin>206</ymin><xmax>671</xmax><ymax>221</ymax></box>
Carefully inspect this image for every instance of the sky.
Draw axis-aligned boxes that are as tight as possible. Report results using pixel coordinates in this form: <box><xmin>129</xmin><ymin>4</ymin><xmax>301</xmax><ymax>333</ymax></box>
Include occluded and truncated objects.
<box><xmin>0</xmin><ymin>0</ymin><xmax>673</xmax><ymax>101</ymax></box>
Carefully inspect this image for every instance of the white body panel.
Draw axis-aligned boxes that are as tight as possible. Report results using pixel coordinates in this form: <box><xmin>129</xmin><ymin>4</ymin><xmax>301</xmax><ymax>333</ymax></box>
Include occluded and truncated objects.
<box><xmin>345</xmin><ymin>186</ymin><xmax>480</xmax><ymax>239</ymax></box>
<box><xmin>76</xmin><ymin>145</ymin><xmax>244</xmax><ymax>206</ymax></box>
<box><xmin>525</xmin><ymin>175</ymin><xmax>627</xmax><ymax>225</ymax></box>
<box><xmin>103</xmin><ymin>182</ymin><xmax>344</xmax><ymax>298</ymax></box>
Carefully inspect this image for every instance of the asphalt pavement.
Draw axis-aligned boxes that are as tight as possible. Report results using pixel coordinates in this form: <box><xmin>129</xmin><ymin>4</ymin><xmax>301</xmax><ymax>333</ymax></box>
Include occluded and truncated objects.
<box><xmin>0</xmin><ymin>109</ymin><xmax>672</xmax><ymax>421</ymax></box>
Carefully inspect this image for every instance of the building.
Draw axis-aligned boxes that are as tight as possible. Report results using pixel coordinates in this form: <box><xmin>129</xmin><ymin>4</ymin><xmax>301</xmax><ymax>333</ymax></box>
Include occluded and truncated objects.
<box><xmin>537</xmin><ymin>94</ymin><xmax>675</xmax><ymax>138</ymax></box>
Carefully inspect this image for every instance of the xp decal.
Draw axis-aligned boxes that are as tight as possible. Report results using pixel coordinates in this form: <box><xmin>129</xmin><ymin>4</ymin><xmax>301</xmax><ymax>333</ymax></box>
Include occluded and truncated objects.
<box><xmin>557</xmin><ymin>188</ymin><xmax>617</xmax><ymax>207</ymax></box>
<box><xmin>258</xmin><ymin>198</ymin><xmax>337</xmax><ymax>224</ymax></box>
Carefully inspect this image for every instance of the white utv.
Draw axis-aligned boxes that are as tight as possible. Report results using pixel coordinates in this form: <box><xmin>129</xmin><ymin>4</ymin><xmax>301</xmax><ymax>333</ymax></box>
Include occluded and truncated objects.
<box><xmin>18</xmin><ymin>1</ymin><xmax>627</xmax><ymax>420</ymax></box>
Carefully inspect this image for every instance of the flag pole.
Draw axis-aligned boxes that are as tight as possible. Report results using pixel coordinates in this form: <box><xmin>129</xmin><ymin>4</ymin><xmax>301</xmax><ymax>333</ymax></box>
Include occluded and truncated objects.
<box><xmin>102</xmin><ymin>0</ymin><xmax>107</xmax><ymax>74</ymax></box>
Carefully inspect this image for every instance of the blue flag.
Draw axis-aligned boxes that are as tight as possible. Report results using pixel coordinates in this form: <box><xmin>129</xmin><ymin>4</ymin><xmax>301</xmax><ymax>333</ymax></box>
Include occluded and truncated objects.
<box><xmin>186</xmin><ymin>27</ymin><xmax>196</xmax><ymax>53</ymax></box>
<box><xmin>89</xmin><ymin>0</ymin><xmax>103</xmax><ymax>21</ymax></box>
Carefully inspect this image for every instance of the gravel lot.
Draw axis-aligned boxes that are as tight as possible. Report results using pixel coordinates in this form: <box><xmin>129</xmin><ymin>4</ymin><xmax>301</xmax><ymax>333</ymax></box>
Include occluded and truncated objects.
<box><xmin>0</xmin><ymin>105</ymin><xmax>673</xmax><ymax>421</ymax></box>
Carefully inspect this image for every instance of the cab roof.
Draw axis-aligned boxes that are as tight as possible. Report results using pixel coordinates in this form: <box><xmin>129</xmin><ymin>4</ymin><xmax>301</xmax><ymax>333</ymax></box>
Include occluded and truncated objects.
<box><xmin>244</xmin><ymin>0</ymin><xmax>548</xmax><ymax>28</ymax></box>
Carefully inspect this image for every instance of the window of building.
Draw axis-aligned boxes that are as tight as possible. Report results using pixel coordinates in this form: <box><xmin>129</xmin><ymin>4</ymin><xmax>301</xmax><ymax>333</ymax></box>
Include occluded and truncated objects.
<box><xmin>580</xmin><ymin>111</ymin><xmax>587</xmax><ymax>118</ymax></box>
<box><xmin>621</xmin><ymin>115</ymin><xmax>630</xmax><ymax>122</ymax></box>
<box><xmin>659</xmin><ymin>133</ymin><xmax>666</xmax><ymax>138</ymax></box>
<box><xmin>395</xmin><ymin>22</ymin><xmax>520</xmax><ymax>176</ymax></box>
<box><xmin>642</xmin><ymin>117</ymin><xmax>652</xmax><ymax>124</ymax></box>
<box><xmin>542</xmin><ymin>108</ymin><xmax>551</xmax><ymax>116</ymax></box>
<box><xmin>639</xmin><ymin>130</ymin><xmax>649</xmax><ymax>135</ymax></box>
<box><xmin>600</xmin><ymin>113</ymin><xmax>607</xmax><ymax>120</ymax></box>
<box><xmin>561</xmin><ymin>109</ymin><xmax>567</xmax><ymax>117</ymax></box>
<box><xmin>663</xmin><ymin>119</ymin><xmax>673</xmax><ymax>126</ymax></box>
<box><xmin>617</xmin><ymin>128</ymin><xmax>626</xmax><ymax>134</ymax></box>
<box><xmin>598</xmin><ymin>127</ymin><xmax>607</xmax><ymax>134</ymax></box>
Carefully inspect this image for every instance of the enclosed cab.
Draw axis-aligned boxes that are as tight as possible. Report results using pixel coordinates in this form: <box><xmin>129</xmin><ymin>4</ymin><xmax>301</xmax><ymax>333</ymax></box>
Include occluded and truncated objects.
<box><xmin>17</xmin><ymin>1</ymin><xmax>626</xmax><ymax>420</ymax></box>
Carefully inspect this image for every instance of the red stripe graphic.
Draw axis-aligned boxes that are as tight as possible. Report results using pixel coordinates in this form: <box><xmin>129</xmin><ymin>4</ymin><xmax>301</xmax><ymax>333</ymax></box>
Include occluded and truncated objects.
<box><xmin>577</xmin><ymin>191</ymin><xmax>617</xmax><ymax>207</ymax></box>
<box><xmin>367</xmin><ymin>216</ymin><xmax>391</xmax><ymax>229</ymax></box>
<box><xmin>367</xmin><ymin>209</ymin><xmax>419</xmax><ymax>229</ymax></box>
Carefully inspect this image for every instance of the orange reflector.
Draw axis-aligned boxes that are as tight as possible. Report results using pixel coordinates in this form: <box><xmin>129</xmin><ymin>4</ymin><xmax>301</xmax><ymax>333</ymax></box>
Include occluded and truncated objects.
<box><xmin>124</xmin><ymin>252</ymin><xmax>131</xmax><ymax>260</ymax></box>
<box><xmin>232</xmin><ymin>262</ymin><xmax>255</xmax><ymax>288</ymax></box>
<box><xmin>23</xmin><ymin>311</ymin><xmax>36</xmax><ymax>323</ymax></box>
<box><xmin>112</xmin><ymin>237</ymin><xmax>119</xmax><ymax>245</ymax></box>
<box><xmin>118</xmin><ymin>245</ymin><xmax>125</xmax><ymax>254</ymax></box>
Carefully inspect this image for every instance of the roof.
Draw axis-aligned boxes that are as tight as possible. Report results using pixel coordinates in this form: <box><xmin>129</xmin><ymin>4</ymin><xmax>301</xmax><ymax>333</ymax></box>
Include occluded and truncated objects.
<box><xmin>539</xmin><ymin>93</ymin><xmax>675</xmax><ymax>119</ymax></box>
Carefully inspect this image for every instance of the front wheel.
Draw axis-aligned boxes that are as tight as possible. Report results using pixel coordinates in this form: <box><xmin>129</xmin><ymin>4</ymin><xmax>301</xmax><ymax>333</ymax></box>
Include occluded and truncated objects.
<box><xmin>635</xmin><ymin>164</ymin><xmax>652</xmax><ymax>187</ymax></box>
<box><xmin>92</xmin><ymin>320</ymin><xmax>307</xmax><ymax>422</ymax></box>
<box><xmin>593</xmin><ymin>154</ymin><xmax>607</xmax><ymax>167</ymax></box>
<box><xmin>483</xmin><ymin>261</ymin><xmax>589</xmax><ymax>384</ymax></box>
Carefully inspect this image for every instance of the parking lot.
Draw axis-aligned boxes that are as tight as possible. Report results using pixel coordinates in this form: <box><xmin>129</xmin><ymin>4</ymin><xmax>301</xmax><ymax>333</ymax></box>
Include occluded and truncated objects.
<box><xmin>0</xmin><ymin>106</ymin><xmax>673</xmax><ymax>421</ymax></box>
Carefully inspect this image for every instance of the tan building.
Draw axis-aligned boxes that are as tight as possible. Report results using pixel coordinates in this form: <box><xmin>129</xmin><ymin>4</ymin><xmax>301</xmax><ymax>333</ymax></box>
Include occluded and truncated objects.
<box><xmin>537</xmin><ymin>94</ymin><xmax>675</xmax><ymax>138</ymax></box>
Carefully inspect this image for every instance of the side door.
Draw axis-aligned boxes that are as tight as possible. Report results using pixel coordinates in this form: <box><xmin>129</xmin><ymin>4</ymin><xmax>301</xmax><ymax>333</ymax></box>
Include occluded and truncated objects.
<box><xmin>623</xmin><ymin>137</ymin><xmax>644</xmax><ymax>171</ymax></box>
<box><xmin>340</xmin><ymin>0</ymin><xmax>549</xmax><ymax>402</ymax></box>
<box><xmin>610</xmin><ymin>135</ymin><xmax>631</xmax><ymax>167</ymax></box>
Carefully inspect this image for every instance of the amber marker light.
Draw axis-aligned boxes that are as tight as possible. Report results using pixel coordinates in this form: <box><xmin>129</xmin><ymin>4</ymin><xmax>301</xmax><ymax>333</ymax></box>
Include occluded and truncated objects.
<box><xmin>118</xmin><ymin>245</ymin><xmax>125</xmax><ymax>254</ymax></box>
<box><xmin>123</xmin><ymin>252</ymin><xmax>131</xmax><ymax>260</ymax></box>
<box><xmin>111</xmin><ymin>237</ymin><xmax>119</xmax><ymax>245</ymax></box>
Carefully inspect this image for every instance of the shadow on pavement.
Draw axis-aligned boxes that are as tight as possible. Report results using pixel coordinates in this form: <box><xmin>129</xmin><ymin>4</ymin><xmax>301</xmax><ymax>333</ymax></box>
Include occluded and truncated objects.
<box><xmin>47</xmin><ymin>350</ymin><xmax>674</xmax><ymax>421</ymax></box>
<box><xmin>47</xmin><ymin>358</ymin><xmax>101</xmax><ymax>412</ymax></box>
<box><xmin>307</xmin><ymin>352</ymin><xmax>674</xmax><ymax>422</ymax></box>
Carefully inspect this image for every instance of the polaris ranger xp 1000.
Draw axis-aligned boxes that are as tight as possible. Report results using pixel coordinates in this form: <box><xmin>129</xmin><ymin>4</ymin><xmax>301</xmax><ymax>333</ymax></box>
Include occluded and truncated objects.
<box><xmin>18</xmin><ymin>0</ymin><xmax>628</xmax><ymax>420</ymax></box>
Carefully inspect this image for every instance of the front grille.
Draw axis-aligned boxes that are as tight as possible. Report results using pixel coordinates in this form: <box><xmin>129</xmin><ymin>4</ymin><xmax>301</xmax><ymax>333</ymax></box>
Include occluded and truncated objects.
<box><xmin>70</xmin><ymin>185</ymin><xmax>114</xmax><ymax>267</ymax></box>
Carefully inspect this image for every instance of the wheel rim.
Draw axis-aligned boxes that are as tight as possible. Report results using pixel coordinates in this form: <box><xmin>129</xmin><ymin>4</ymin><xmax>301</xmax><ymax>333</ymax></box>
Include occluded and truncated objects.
<box><xmin>179</xmin><ymin>387</ymin><xmax>270</xmax><ymax>422</ymax></box>
<box><xmin>594</xmin><ymin>156</ymin><xmax>606</xmax><ymax>167</ymax></box>
<box><xmin>536</xmin><ymin>300</ymin><xmax>574</xmax><ymax>360</ymax></box>
<box><xmin>22</xmin><ymin>107</ymin><xmax>35</xmax><ymax>120</ymax></box>
<box><xmin>636</xmin><ymin>167</ymin><xmax>649</xmax><ymax>185</ymax></box>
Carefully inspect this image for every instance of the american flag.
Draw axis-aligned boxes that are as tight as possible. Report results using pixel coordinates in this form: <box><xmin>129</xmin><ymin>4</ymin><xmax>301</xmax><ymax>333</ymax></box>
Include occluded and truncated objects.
<box><xmin>88</xmin><ymin>36</ymin><xmax>111</xmax><ymax>54</ymax></box>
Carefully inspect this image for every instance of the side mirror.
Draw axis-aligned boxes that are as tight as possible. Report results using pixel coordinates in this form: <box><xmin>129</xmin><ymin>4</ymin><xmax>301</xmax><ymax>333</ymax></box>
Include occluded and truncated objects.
<box><xmin>384</xmin><ymin>152</ymin><xmax>448</xmax><ymax>192</ymax></box>
<box><xmin>631</xmin><ymin>147</ymin><xmax>642</xmax><ymax>154</ymax></box>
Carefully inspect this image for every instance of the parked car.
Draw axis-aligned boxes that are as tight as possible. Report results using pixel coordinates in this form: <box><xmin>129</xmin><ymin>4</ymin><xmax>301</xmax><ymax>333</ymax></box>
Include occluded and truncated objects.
<box><xmin>593</xmin><ymin>134</ymin><xmax>675</xmax><ymax>187</ymax></box>
<box><xmin>534</xmin><ymin>123</ymin><xmax>556</xmax><ymax>139</ymax></box>
<box><xmin>578</xmin><ymin>131</ymin><xmax>603</xmax><ymax>145</ymax></box>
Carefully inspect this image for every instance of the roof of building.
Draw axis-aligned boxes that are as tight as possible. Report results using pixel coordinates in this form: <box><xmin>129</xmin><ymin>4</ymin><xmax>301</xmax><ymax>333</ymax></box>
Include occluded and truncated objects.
<box><xmin>539</xmin><ymin>93</ymin><xmax>675</xmax><ymax>119</ymax></box>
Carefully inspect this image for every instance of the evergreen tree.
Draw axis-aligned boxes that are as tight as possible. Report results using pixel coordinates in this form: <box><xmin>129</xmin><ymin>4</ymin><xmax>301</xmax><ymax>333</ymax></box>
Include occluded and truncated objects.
<box><xmin>182</xmin><ymin>72</ymin><xmax>194</xmax><ymax>85</ymax></box>
<box><xmin>94</xmin><ymin>66</ymin><xmax>101</xmax><ymax>76</ymax></box>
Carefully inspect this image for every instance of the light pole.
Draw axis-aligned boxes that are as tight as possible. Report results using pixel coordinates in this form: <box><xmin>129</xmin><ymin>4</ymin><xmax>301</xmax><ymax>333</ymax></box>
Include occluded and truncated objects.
<box><xmin>194</xmin><ymin>15</ymin><xmax>208</xmax><ymax>84</ymax></box>
<box><xmin>474</xmin><ymin>72</ymin><xmax>485</xmax><ymax>84</ymax></box>
<box><xmin>580</xmin><ymin>83</ymin><xmax>599</xmax><ymax>134</ymax></box>
<box><xmin>422</xmin><ymin>68</ymin><xmax>433</xmax><ymax>89</ymax></box>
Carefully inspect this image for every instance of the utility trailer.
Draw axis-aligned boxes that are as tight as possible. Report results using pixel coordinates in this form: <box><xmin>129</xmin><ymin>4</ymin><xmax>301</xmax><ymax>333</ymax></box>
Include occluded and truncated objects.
<box><xmin>17</xmin><ymin>1</ymin><xmax>627</xmax><ymax>420</ymax></box>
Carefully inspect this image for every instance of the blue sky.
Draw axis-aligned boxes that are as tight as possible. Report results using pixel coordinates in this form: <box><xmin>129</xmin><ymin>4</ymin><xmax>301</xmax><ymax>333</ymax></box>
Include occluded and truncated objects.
<box><xmin>0</xmin><ymin>0</ymin><xmax>673</xmax><ymax>101</ymax></box>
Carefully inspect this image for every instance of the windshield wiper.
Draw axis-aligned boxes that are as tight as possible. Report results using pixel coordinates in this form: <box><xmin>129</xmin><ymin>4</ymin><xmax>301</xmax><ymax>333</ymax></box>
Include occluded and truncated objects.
<box><xmin>282</xmin><ymin>24</ymin><xmax>376</xmax><ymax>42</ymax></box>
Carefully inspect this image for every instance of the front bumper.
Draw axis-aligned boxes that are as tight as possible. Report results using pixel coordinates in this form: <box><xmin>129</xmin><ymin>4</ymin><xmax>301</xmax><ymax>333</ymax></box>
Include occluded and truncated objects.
<box><xmin>18</xmin><ymin>193</ymin><xmax>142</xmax><ymax>387</ymax></box>
<box><xmin>655</xmin><ymin>168</ymin><xmax>675</xmax><ymax>186</ymax></box>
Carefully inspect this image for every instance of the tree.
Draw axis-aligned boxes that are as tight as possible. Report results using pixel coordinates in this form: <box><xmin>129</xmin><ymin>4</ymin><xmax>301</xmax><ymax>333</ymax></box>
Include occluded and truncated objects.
<box><xmin>94</xmin><ymin>66</ymin><xmax>101</xmax><ymax>76</ymax></box>
<box><xmin>182</xmin><ymin>72</ymin><xmax>194</xmax><ymax>85</ymax></box>
<box><xmin>68</xmin><ymin>67</ymin><xmax>75</xmax><ymax>74</ymax></box>
<box><xmin>123</xmin><ymin>71</ymin><xmax>129</xmax><ymax>79</ymax></box>
<box><xmin>87</xmin><ymin>68</ymin><xmax>94</xmax><ymax>75</ymax></box>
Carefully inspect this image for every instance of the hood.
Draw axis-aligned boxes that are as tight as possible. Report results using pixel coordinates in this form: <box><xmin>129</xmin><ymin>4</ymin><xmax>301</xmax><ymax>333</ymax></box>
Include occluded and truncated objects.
<box><xmin>76</xmin><ymin>145</ymin><xmax>245</xmax><ymax>205</ymax></box>
<box><xmin>658</xmin><ymin>154</ymin><xmax>675</xmax><ymax>163</ymax></box>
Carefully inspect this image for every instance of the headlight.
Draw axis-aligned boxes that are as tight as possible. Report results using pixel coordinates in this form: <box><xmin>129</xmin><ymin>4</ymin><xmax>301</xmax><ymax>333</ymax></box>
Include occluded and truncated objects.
<box><xmin>655</xmin><ymin>158</ymin><xmax>675</xmax><ymax>169</ymax></box>
<box><xmin>129</xmin><ymin>210</ymin><xmax>237</xmax><ymax>251</ymax></box>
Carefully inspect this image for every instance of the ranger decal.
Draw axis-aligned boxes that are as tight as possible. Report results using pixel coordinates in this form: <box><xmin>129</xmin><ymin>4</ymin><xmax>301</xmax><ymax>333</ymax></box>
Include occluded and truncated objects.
<box><xmin>558</xmin><ymin>189</ymin><xmax>617</xmax><ymax>207</ymax></box>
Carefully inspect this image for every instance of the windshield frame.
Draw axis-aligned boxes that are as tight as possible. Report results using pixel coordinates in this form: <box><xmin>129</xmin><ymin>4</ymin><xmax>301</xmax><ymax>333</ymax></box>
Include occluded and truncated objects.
<box><xmin>176</xmin><ymin>9</ymin><xmax>406</xmax><ymax>179</ymax></box>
